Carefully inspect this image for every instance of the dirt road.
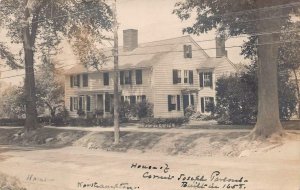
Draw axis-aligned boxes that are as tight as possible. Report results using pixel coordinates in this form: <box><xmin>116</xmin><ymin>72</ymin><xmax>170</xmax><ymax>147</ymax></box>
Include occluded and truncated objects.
<box><xmin>0</xmin><ymin>142</ymin><xmax>299</xmax><ymax>190</ymax></box>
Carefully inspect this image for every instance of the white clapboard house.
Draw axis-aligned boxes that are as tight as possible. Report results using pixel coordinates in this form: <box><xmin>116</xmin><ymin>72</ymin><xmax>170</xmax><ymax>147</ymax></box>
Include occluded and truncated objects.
<box><xmin>64</xmin><ymin>29</ymin><xmax>237</xmax><ymax>118</ymax></box>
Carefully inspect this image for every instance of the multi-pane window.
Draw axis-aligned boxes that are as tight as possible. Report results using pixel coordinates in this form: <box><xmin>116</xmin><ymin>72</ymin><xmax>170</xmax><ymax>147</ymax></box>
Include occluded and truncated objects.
<box><xmin>184</xmin><ymin>45</ymin><xmax>192</xmax><ymax>58</ymax></box>
<box><xmin>184</xmin><ymin>70</ymin><xmax>188</xmax><ymax>83</ymax></box>
<box><xmin>136</xmin><ymin>70</ymin><xmax>143</xmax><ymax>85</ymax></box>
<box><xmin>70</xmin><ymin>75</ymin><xmax>81</xmax><ymax>87</ymax></box>
<box><xmin>168</xmin><ymin>95</ymin><xmax>180</xmax><ymax>111</ymax></box>
<box><xmin>73</xmin><ymin>97</ymin><xmax>78</xmax><ymax>110</ymax></box>
<box><xmin>173</xmin><ymin>70</ymin><xmax>182</xmax><ymax>84</ymax></box>
<box><xmin>103</xmin><ymin>72</ymin><xmax>109</xmax><ymax>86</ymax></box>
<box><xmin>199</xmin><ymin>72</ymin><xmax>213</xmax><ymax>88</ymax></box>
<box><xmin>120</xmin><ymin>70</ymin><xmax>132</xmax><ymax>85</ymax></box>
<box><xmin>201</xmin><ymin>97</ymin><xmax>214</xmax><ymax>113</ymax></box>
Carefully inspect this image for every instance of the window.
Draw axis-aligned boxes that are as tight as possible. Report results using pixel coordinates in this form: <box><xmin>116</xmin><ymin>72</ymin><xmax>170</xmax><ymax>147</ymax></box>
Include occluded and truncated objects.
<box><xmin>70</xmin><ymin>75</ymin><xmax>80</xmax><ymax>87</ymax></box>
<box><xmin>130</xmin><ymin>96</ymin><xmax>136</xmax><ymax>104</ymax></box>
<box><xmin>86</xmin><ymin>96</ymin><xmax>91</xmax><ymax>112</ymax></box>
<box><xmin>105</xmin><ymin>93</ymin><xmax>111</xmax><ymax>113</ymax></box>
<box><xmin>120</xmin><ymin>70</ymin><xmax>132</xmax><ymax>85</ymax></box>
<box><xmin>136</xmin><ymin>70</ymin><xmax>143</xmax><ymax>85</ymax></box>
<box><xmin>199</xmin><ymin>72</ymin><xmax>213</xmax><ymax>88</ymax></box>
<box><xmin>184</xmin><ymin>70</ymin><xmax>188</xmax><ymax>83</ymax></box>
<box><xmin>104</xmin><ymin>72</ymin><xmax>109</xmax><ymax>86</ymax></box>
<box><xmin>168</xmin><ymin>95</ymin><xmax>180</xmax><ymax>111</ymax></box>
<box><xmin>173</xmin><ymin>70</ymin><xmax>182</xmax><ymax>84</ymax></box>
<box><xmin>82</xmin><ymin>74</ymin><xmax>88</xmax><ymax>87</ymax></box>
<box><xmin>73</xmin><ymin>97</ymin><xmax>78</xmax><ymax>110</ymax></box>
<box><xmin>137</xmin><ymin>95</ymin><xmax>146</xmax><ymax>102</ymax></box>
<box><xmin>184</xmin><ymin>45</ymin><xmax>192</xmax><ymax>58</ymax></box>
<box><xmin>201</xmin><ymin>97</ymin><xmax>214</xmax><ymax>113</ymax></box>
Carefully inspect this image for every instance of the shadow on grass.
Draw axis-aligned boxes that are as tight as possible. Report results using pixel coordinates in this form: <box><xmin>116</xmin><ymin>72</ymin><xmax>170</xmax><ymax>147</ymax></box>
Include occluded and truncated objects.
<box><xmin>100</xmin><ymin>131</ymin><xmax>166</xmax><ymax>152</ymax></box>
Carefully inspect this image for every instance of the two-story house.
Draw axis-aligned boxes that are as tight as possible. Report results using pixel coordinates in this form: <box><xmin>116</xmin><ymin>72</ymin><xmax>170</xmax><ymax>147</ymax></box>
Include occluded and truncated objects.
<box><xmin>64</xmin><ymin>29</ymin><xmax>236</xmax><ymax>118</ymax></box>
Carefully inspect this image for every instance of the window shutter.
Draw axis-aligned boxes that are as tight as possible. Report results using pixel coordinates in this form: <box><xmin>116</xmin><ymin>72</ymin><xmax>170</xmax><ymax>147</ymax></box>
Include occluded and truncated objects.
<box><xmin>188</xmin><ymin>45</ymin><xmax>192</xmax><ymax>58</ymax></box>
<box><xmin>209</xmin><ymin>72</ymin><xmax>213</xmax><ymax>88</ymax></box>
<box><xmin>191</xmin><ymin>95</ymin><xmax>194</xmax><ymax>106</ymax></box>
<box><xmin>177</xmin><ymin>95</ymin><xmax>181</xmax><ymax>111</ymax></box>
<box><xmin>173</xmin><ymin>70</ymin><xmax>178</xmax><ymax>84</ymax></box>
<box><xmin>130</xmin><ymin>96</ymin><xmax>136</xmax><ymax>104</ymax></box>
<box><xmin>189</xmin><ymin>70</ymin><xmax>193</xmax><ymax>84</ymax></box>
<box><xmin>201</xmin><ymin>97</ymin><xmax>205</xmax><ymax>113</ymax></box>
<box><xmin>136</xmin><ymin>70</ymin><xmax>142</xmax><ymax>84</ymax></box>
<box><xmin>120</xmin><ymin>71</ymin><xmax>124</xmax><ymax>85</ymax></box>
<box><xmin>104</xmin><ymin>73</ymin><xmax>109</xmax><ymax>86</ymax></box>
<box><xmin>168</xmin><ymin>95</ymin><xmax>172</xmax><ymax>111</ymax></box>
<box><xmin>77</xmin><ymin>75</ymin><xmax>81</xmax><ymax>87</ymax></box>
<box><xmin>70</xmin><ymin>76</ymin><xmax>73</xmax><ymax>88</ymax></box>
<box><xmin>79</xmin><ymin>96</ymin><xmax>83</xmax><ymax>110</ymax></box>
<box><xmin>83</xmin><ymin>74</ymin><xmax>88</xmax><ymax>87</ymax></box>
<box><xmin>70</xmin><ymin>97</ymin><xmax>73</xmax><ymax>111</ymax></box>
<box><xmin>200</xmin><ymin>72</ymin><xmax>204</xmax><ymax>87</ymax></box>
<box><xmin>129</xmin><ymin>71</ymin><xmax>132</xmax><ymax>84</ymax></box>
<box><xmin>183</xmin><ymin>45</ymin><xmax>187</xmax><ymax>58</ymax></box>
<box><xmin>86</xmin><ymin>96</ymin><xmax>91</xmax><ymax>111</ymax></box>
<box><xmin>105</xmin><ymin>93</ymin><xmax>110</xmax><ymax>112</ymax></box>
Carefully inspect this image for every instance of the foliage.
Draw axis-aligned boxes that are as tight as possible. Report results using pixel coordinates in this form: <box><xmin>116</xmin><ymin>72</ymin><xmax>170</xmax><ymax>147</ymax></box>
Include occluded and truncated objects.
<box><xmin>214</xmin><ymin>64</ymin><xmax>297</xmax><ymax>124</ymax></box>
<box><xmin>141</xmin><ymin>117</ymin><xmax>189</xmax><ymax>128</ymax></box>
<box><xmin>134</xmin><ymin>101</ymin><xmax>154</xmax><ymax>119</ymax></box>
<box><xmin>184</xmin><ymin>105</ymin><xmax>196</xmax><ymax>118</ymax></box>
<box><xmin>67</xmin><ymin>117</ymin><xmax>113</xmax><ymax>127</ymax></box>
<box><xmin>0</xmin><ymin>86</ymin><xmax>26</xmax><ymax>119</ymax></box>
<box><xmin>35</xmin><ymin>58</ymin><xmax>65</xmax><ymax>118</ymax></box>
<box><xmin>173</xmin><ymin>0</ymin><xmax>299</xmax><ymax>37</ymax></box>
<box><xmin>119</xmin><ymin>101</ymin><xmax>154</xmax><ymax>120</ymax></box>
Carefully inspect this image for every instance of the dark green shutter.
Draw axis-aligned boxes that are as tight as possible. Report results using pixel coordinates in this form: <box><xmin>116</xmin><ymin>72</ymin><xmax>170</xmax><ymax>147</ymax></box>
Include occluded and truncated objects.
<box><xmin>200</xmin><ymin>72</ymin><xmax>204</xmax><ymax>87</ymax></box>
<box><xmin>173</xmin><ymin>70</ymin><xmax>178</xmax><ymax>84</ymax></box>
<box><xmin>70</xmin><ymin>76</ymin><xmax>73</xmax><ymax>88</ymax></box>
<box><xmin>189</xmin><ymin>70</ymin><xmax>193</xmax><ymax>84</ymax></box>
<box><xmin>201</xmin><ymin>98</ymin><xmax>205</xmax><ymax>113</ymax></box>
<box><xmin>70</xmin><ymin>97</ymin><xmax>73</xmax><ymax>111</ymax></box>
<box><xmin>177</xmin><ymin>95</ymin><xmax>181</xmax><ymax>111</ymax></box>
<box><xmin>83</xmin><ymin>74</ymin><xmax>88</xmax><ymax>87</ymax></box>
<box><xmin>86</xmin><ymin>96</ymin><xmax>91</xmax><ymax>111</ymax></box>
<box><xmin>120</xmin><ymin>71</ymin><xmax>124</xmax><ymax>85</ymax></box>
<box><xmin>168</xmin><ymin>95</ymin><xmax>172</xmax><ymax>111</ymax></box>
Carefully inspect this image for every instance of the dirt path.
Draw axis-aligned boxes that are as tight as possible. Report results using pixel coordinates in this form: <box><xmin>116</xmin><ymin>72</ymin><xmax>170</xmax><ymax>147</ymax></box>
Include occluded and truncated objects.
<box><xmin>0</xmin><ymin>142</ymin><xmax>299</xmax><ymax>190</ymax></box>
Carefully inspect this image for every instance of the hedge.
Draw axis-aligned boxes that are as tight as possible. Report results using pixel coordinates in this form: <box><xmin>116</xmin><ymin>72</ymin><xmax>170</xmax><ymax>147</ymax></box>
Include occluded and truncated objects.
<box><xmin>141</xmin><ymin>117</ymin><xmax>189</xmax><ymax>128</ymax></box>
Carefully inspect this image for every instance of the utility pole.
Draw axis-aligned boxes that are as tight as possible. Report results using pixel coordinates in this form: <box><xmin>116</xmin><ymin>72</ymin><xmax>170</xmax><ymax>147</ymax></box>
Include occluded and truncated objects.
<box><xmin>112</xmin><ymin>0</ymin><xmax>120</xmax><ymax>144</ymax></box>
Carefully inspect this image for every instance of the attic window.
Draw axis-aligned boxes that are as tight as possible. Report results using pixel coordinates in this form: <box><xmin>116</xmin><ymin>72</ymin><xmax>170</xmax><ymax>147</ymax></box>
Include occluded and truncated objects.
<box><xmin>184</xmin><ymin>45</ymin><xmax>192</xmax><ymax>58</ymax></box>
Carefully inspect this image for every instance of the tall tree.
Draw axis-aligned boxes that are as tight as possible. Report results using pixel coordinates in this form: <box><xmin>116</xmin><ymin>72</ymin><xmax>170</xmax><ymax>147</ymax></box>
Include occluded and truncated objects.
<box><xmin>0</xmin><ymin>0</ymin><xmax>113</xmax><ymax>132</ymax></box>
<box><xmin>173</xmin><ymin>0</ymin><xmax>300</xmax><ymax>139</ymax></box>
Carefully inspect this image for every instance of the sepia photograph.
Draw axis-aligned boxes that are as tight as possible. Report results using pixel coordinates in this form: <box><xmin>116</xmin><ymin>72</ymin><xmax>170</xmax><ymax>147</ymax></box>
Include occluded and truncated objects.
<box><xmin>0</xmin><ymin>0</ymin><xmax>299</xmax><ymax>189</ymax></box>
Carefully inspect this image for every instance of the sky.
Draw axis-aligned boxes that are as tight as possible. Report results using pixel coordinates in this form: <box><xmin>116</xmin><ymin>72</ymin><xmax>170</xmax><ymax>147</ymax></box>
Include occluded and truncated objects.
<box><xmin>0</xmin><ymin>0</ymin><xmax>247</xmax><ymax>85</ymax></box>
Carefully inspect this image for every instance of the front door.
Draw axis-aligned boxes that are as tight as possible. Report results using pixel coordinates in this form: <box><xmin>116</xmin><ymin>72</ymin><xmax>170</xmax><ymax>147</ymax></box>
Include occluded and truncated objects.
<box><xmin>183</xmin><ymin>95</ymin><xmax>189</xmax><ymax>113</ymax></box>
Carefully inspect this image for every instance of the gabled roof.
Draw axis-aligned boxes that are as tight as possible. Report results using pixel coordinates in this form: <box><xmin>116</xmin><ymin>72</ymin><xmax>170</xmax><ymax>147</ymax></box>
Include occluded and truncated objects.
<box><xmin>64</xmin><ymin>35</ymin><xmax>209</xmax><ymax>75</ymax></box>
<box><xmin>197</xmin><ymin>57</ymin><xmax>237</xmax><ymax>70</ymax></box>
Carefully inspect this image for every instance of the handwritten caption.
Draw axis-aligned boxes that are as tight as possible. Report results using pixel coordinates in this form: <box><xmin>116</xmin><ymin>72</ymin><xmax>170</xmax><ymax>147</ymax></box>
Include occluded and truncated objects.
<box><xmin>131</xmin><ymin>163</ymin><xmax>248</xmax><ymax>189</ymax></box>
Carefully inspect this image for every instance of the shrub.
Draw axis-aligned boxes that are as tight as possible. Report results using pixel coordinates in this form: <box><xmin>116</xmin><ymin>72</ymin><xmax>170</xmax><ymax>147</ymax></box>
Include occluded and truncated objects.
<box><xmin>135</xmin><ymin>101</ymin><xmax>154</xmax><ymax>119</ymax></box>
<box><xmin>184</xmin><ymin>105</ymin><xmax>196</xmax><ymax>118</ymax></box>
<box><xmin>67</xmin><ymin>117</ymin><xmax>114</xmax><ymax>127</ymax></box>
<box><xmin>141</xmin><ymin>117</ymin><xmax>189</xmax><ymax>128</ymax></box>
<box><xmin>214</xmin><ymin>64</ymin><xmax>297</xmax><ymax>125</ymax></box>
<box><xmin>0</xmin><ymin>118</ymin><xmax>25</xmax><ymax>126</ymax></box>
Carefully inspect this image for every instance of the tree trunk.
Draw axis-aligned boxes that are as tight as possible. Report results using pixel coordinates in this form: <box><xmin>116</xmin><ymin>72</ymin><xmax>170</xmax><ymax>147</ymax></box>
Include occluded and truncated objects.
<box><xmin>22</xmin><ymin>4</ymin><xmax>39</xmax><ymax>132</ymax></box>
<box><xmin>112</xmin><ymin>0</ymin><xmax>120</xmax><ymax>144</ymax></box>
<box><xmin>251</xmin><ymin>1</ymin><xmax>284</xmax><ymax>138</ymax></box>
<box><xmin>292</xmin><ymin>69</ymin><xmax>300</xmax><ymax>119</ymax></box>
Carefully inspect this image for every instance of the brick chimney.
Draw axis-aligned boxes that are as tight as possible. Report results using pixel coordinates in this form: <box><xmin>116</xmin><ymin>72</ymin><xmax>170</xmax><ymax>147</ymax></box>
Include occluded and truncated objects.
<box><xmin>123</xmin><ymin>29</ymin><xmax>138</xmax><ymax>51</ymax></box>
<box><xmin>216</xmin><ymin>36</ymin><xmax>227</xmax><ymax>57</ymax></box>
